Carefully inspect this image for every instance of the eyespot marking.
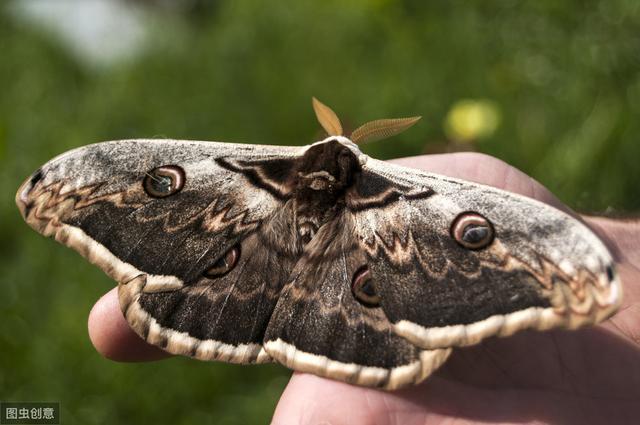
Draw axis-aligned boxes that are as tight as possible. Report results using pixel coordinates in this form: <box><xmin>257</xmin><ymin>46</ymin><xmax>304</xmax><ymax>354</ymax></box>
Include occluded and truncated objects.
<box><xmin>352</xmin><ymin>266</ymin><xmax>380</xmax><ymax>307</ymax></box>
<box><xmin>143</xmin><ymin>165</ymin><xmax>185</xmax><ymax>198</ymax></box>
<box><xmin>451</xmin><ymin>212</ymin><xmax>495</xmax><ymax>250</ymax></box>
<box><xmin>204</xmin><ymin>245</ymin><xmax>240</xmax><ymax>278</ymax></box>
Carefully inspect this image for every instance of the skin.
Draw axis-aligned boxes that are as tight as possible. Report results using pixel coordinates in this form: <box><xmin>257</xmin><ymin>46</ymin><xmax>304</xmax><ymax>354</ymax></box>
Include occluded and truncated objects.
<box><xmin>88</xmin><ymin>152</ymin><xmax>640</xmax><ymax>425</ymax></box>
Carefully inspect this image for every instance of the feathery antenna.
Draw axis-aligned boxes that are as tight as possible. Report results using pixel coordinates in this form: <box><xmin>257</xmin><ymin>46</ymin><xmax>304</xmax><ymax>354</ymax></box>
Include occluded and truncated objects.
<box><xmin>312</xmin><ymin>97</ymin><xmax>343</xmax><ymax>136</ymax></box>
<box><xmin>311</xmin><ymin>97</ymin><xmax>421</xmax><ymax>144</ymax></box>
<box><xmin>350</xmin><ymin>117</ymin><xmax>421</xmax><ymax>145</ymax></box>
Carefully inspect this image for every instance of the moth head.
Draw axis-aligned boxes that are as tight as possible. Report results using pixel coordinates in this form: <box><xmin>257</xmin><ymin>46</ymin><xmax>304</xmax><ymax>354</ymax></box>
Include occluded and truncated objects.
<box><xmin>299</xmin><ymin>139</ymin><xmax>361</xmax><ymax>191</ymax></box>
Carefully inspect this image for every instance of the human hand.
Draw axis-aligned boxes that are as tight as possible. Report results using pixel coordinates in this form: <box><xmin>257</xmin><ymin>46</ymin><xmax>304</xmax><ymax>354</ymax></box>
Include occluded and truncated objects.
<box><xmin>88</xmin><ymin>153</ymin><xmax>640</xmax><ymax>425</ymax></box>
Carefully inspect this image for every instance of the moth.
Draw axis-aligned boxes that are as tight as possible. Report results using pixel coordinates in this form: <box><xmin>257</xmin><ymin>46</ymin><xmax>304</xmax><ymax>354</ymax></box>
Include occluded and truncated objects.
<box><xmin>16</xmin><ymin>98</ymin><xmax>621</xmax><ymax>390</ymax></box>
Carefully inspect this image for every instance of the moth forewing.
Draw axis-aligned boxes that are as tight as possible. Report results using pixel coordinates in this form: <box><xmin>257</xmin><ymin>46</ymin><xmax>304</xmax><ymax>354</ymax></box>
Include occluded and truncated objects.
<box><xmin>358</xmin><ymin>158</ymin><xmax>621</xmax><ymax>350</ymax></box>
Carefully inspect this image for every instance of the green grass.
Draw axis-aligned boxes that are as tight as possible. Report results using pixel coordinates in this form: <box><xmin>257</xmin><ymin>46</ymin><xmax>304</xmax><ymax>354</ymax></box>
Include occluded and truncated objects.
<box><xmin>1</xmin><ymin>1</ymin><xmax>639</xmax><ymax>424</ymax></box>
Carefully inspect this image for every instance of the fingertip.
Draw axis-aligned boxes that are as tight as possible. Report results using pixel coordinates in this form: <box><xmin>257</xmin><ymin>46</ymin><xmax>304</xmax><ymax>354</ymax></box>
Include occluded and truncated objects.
<box><xmin>88</xmin><ymin>287</ymin><xmax>169</xmax><ymax>362</ymax></box>
<box><xmin>272</xmin><ymin>373</ymin><xmax>406</xmax><ymax>425</ymax></box>
<box><xmin>273</xmin><ymin>372</ymin><xmax>499</xmax><ymax>425</ymax></box>
<box><xmin>272</xmin><ymin>374</ymin><xmax>362</xmax><ymax>424</ymax></box>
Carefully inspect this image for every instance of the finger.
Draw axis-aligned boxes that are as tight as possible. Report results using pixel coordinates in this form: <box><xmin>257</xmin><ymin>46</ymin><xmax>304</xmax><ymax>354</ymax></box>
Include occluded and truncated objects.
<box><xmin>390</xmin><ymin>152</ymin><xmax>569</xmax><ymax>213</ymax></box>
<box><xmin>88</xmin><ymin>287</ymin><xmax>170</xmax><ymax>362</ymax></box>
<box><xmin>272</xmin><ymin>373</ymin><xmax>516</xmax><ymax>425</ymax></box>
<box><xmin>272</xmin><ymin>373</ymin><xmax>405</xmax><ymax>425</ymax></box>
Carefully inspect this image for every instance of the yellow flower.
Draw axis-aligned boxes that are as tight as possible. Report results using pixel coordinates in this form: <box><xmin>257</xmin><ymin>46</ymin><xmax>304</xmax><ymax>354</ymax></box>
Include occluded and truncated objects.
<box><xmin>444</xmin><ymin>99</ymin><xmax>501</xmax><ymax>142</ymax></box>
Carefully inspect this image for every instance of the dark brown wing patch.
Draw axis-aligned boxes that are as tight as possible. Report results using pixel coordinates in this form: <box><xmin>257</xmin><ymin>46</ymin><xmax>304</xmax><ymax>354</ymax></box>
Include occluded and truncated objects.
<box><xmin>215</xmin><ymin>157</ymin><xmax>297</xmax><ymax>200</ymax></box>
<box><xmin>346</xmin><ymin>170</ymin><xmax>434</xmax><ymax>211</ymax></box>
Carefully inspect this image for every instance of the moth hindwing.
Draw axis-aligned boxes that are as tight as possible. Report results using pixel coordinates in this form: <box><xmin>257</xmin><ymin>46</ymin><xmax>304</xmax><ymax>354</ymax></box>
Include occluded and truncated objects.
<box><xmin>15</xmin><ymin>98</ymin><xmax>621</xmax><ymax>390</ymax></box>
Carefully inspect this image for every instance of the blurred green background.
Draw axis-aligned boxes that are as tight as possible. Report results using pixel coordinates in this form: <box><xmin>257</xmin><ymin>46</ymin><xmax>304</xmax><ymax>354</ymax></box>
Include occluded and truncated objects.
<box><xmin>1</xmin><ymin>1</ymin><xmax>639</xmax><ymax>424</ymax></box>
